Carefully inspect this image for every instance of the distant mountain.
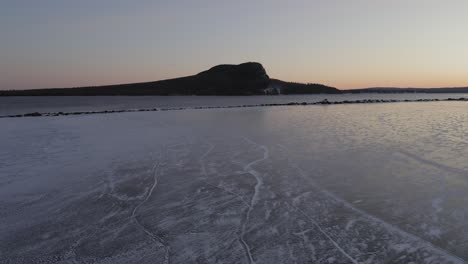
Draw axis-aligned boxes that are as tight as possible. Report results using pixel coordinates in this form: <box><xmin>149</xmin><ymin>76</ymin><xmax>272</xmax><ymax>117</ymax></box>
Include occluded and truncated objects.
<box><xmin>0</xmin><ymin>62</ymin><xmax>339</xmax><ymax>96</ymax></box>
<box><xmin>2</xmin><ymin>63</ymin><xmax>468</xmax><ymax>96</ymax></box>
<box><xmin>0</xmin><ymin>62</ymin><xmax>270</xmax><ymax>96</ymax></box>
<box><xmin>345</xmin><ymin>87</ymin><xmax>468</xmax><ymax>93</ymax></box>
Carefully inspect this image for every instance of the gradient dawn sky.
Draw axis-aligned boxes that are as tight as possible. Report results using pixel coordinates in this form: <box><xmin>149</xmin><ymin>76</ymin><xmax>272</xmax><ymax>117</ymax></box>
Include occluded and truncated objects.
<box><xmin>1</xmin><ymin>0</ymin><xmax>468</xmax><ymax>90</ymax></box>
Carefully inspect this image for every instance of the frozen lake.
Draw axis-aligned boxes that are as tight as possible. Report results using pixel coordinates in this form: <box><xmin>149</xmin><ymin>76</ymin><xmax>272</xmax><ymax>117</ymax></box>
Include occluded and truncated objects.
<box><xmin>1</xmin><ymin>101</ymin><xmax>468</xmax><ymax>263</ymax></box>
<box><xmin>2</xmin><ymin>93</ymin><xmax>468</xmax><ymax>116</ymax></box>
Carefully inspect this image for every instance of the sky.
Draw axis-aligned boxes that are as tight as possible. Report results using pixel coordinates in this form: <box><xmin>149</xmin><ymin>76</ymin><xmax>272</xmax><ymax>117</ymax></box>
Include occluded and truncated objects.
<box><xmin>1</xmin><ymin>0</ymin><xmax>468</xmax><ymax>90</ymax></box>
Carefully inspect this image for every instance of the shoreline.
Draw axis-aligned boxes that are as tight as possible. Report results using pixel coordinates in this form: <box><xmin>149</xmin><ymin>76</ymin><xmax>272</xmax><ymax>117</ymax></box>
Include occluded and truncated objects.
<box><xmin>1</xmin><ymin>97</ymin><xmax>467</xmax><ymax>119</ymax></box>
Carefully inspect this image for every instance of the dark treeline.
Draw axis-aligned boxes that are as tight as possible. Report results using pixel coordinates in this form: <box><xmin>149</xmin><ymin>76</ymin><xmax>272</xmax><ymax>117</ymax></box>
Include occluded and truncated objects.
<box><xmin>269</xmin><ymin>79</ymin><xmax>341</xmax><ymax>94</ymax></box>
<box><xmin>345</xmin><ymin>87</ymin><xmax>468</xmax><ymax>93</ymax></box>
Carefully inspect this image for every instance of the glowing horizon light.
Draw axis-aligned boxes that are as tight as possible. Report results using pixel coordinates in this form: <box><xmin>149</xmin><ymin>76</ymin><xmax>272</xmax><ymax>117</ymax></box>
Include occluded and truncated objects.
<box><xmin>1</xmin><ymin>0</ymin><xmax>467</xmax><ymax>90</ymax></box>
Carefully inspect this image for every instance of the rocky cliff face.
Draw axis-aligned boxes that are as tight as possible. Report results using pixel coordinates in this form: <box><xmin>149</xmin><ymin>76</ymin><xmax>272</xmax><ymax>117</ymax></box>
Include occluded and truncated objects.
<box><xmin>194</xmin><ymin>62</ymin><xmax>270</xmax><ymax>95</ymax></box>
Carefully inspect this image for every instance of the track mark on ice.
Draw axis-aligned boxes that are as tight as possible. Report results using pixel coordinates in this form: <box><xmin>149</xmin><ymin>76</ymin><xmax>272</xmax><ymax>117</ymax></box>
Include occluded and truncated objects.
<box><xmin>130</xmin><ymin>150</ymin><xmax>170</xmax><ymax>264</ymax></box>
<box><xmin>398</xmin><ymin>149</ymin><xmax>454</xmax><ymax>228</ymax></box>
<box><xmin>398</xmin><ymin>149</ymin><xmax>467</xmax><ymax>176</ymax></box>
<box><xmin>289</xmin><ymin>202</ymin><xmax>359</xmax><ymax>264</ymax></box>
<box><xmin>199</xmin><ymin>142</ymin><xmax>215</xmax><ymax>180</ymax></box>
<box><xmin>278</xmin><ymin>144</ymin><xmax>466</xmax><ymax>263</ymax></box>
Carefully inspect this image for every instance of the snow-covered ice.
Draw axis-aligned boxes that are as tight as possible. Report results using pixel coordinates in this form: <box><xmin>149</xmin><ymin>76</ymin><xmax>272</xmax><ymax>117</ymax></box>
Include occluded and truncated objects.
<box><xmin>1</xmin><ymin>101</ymin><xmax>467</xmax><ymax>263</ymax></box>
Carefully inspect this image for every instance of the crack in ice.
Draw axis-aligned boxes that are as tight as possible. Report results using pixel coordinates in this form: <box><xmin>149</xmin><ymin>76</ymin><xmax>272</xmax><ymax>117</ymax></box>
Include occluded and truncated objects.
<box><xmin>237</xmin><ymin>137</ymin><xmax>270</xmax><ymax>264</ymax></box>
<box><xmin>130</xmin><ymin>149</ymin><xmax>170</xmax><ymax>264</ymax></box>
<box><xmin>200</xmin><ymin>142</ymin><xmax>255</xmax><ymax>205</ymax></box>
<box><xmin>198</xmin><ymin>141</ymin><xmax>261</xmax><ymax>263</ymax></box>
<box><xmin>199</xmin><ymin>142</ymin><xmax>252</xmax><ymax>208</ymax></box>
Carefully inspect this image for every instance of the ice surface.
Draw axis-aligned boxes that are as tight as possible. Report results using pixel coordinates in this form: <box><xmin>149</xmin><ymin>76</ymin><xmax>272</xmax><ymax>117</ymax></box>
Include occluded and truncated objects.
<box><xmin>1</xmin><ymin>102</ymin><xmax>468</xmax><ymax>263</ymax></box>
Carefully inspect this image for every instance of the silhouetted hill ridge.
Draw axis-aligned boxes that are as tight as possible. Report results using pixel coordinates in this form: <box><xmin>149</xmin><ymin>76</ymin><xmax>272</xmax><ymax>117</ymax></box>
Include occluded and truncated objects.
<box><xmin>0</xmin><ymin>62</ymin><xmax>338</xmax><ymax>96</ymax></box>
